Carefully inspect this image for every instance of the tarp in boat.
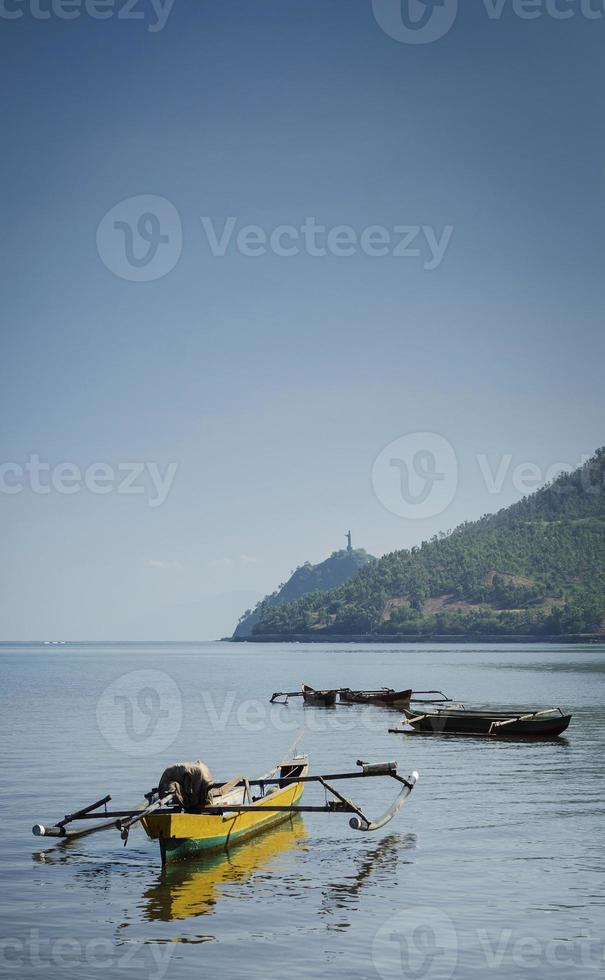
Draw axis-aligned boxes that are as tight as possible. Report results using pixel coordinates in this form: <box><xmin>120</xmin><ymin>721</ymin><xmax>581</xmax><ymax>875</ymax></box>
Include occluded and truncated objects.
<box><xmin>158</xmin><ymin>761</ymin><xmax>214</xmax><ymax>811</ymax></box>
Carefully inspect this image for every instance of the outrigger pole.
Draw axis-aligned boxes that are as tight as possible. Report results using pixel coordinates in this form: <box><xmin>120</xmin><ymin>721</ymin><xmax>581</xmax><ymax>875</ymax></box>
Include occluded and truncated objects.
<box><xmin>33</xmin><ymin>761</ymin><xmax>418</xmax><ymax>840</ymax></box>
<box><xmin>32</xmin><ymin>795</ymin><xmax>113</xmax><ymax>840</ymax></box>
<box><xmin>179</xmin><ymin>762</ymin><xmax>418</xmax><ymax>833</ymax></box>
<box><xmin>32</xmin><ymin>793</ymin><xmax>175</xmax><ymax>844</ymax></box>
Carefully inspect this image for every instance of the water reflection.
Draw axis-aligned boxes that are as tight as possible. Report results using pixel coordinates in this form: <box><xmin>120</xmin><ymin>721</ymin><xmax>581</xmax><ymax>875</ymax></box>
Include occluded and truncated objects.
<box><xmin>322</xmin><ymin>833</ymin><xmax>417</xmax><ymax>918</ymax></box>
<box><xmin>32</xmin><ymin>841</ymin><xmax>150</xmax><ymax>869</ymax></box>
<box><xmin>139</xmin><ymin>822</ymin><xmax>417</xmax><ymax>933</ymax></box>
<box><xmin>141</xmin><ymin>816</ymin><xmax>308</xmax><ymax>921</ymax></box>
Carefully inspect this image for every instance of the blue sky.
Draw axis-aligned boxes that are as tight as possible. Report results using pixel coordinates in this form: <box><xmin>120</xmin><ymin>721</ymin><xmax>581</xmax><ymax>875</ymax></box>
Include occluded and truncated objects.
<box><xmin>1</xmin><ymin>0</ymin><xmax>603</xmax><ymax>639</ymax></box>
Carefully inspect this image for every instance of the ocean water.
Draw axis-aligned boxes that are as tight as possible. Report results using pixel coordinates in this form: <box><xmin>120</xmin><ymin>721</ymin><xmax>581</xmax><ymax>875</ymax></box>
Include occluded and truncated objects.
<box><xmin>1</xmin><ymin>641</ymin><xmax>604</xmax><ymax>980</ymax></box>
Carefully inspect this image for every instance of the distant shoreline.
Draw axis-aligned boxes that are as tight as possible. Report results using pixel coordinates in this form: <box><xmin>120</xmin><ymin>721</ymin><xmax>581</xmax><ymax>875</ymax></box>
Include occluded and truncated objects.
<box><xmin>232</xmin><ymin>633</ymin><xmax>605</xmax><ymax>644</ymax></box>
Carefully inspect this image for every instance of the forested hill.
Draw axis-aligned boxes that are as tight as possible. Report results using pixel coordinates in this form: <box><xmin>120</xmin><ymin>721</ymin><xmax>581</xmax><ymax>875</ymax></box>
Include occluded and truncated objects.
<box><xmin>252</xmin><ymin>449</ymin><xmax>605</xmax><ymax>639</ymax></box>
<box><xmin>232</xmin><ymin>547</ymin><xmax>374</xmax><ymax>638</ymax></box>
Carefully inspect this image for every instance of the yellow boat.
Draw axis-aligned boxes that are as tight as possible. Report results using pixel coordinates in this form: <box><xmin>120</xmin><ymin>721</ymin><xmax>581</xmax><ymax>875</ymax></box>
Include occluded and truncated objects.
<box><xmin>141</xmin><ymin>756</ymin><xmax>309</xmax><ymax>864</ymax></box>
<box><xmin>33</xmin><ymin>754</ymin><xmax>418</xmax><ymax>866</ymax></box>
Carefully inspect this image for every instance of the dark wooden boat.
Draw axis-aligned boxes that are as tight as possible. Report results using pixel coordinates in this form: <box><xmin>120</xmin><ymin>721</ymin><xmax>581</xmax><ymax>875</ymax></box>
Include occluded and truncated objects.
<box><xmin>393</xmin><ymin>706</ymin><xmax>571</xmax><ymax>739</ymax></box>
<box><xmin>270</xmin><ymin>686</ymin><xmax>450</xmax><ymax>707</ymax></box>
<box><xmin>339</xmin><ymin>688</ymin><xmax>413</xmax><ymax>710</ymax></box>
<box><xmin>301</xmin><ymin>684</ymin><xmax>337</xmax><ymax>707</ymax></box>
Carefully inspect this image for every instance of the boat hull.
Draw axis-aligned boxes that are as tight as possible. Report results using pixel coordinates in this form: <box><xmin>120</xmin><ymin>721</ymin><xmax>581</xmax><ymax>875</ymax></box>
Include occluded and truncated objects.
<box><xmin>142</xmin><ymin>778</ymin><xmax>305</xmax><ymax>864</ymax></box>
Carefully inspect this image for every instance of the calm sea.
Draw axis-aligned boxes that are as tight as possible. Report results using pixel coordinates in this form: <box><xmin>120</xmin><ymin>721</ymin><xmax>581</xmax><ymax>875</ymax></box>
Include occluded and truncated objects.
<box><xmin>1</xmin><ymin>642</ymin><xmax>604</xmax><ymax>980</ymax></box>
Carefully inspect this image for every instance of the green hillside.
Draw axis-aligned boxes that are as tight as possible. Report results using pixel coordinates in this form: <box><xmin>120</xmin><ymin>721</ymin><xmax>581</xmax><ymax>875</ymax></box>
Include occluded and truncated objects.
<box><xmin>253</xmin><ymin>449</ymin><xmax>605</xmax><ymax>639</ymax></box>
<box><xmin>232</xmin><ymin>545</ymin><xmax>374</xmax><ymax>638</ymax></box>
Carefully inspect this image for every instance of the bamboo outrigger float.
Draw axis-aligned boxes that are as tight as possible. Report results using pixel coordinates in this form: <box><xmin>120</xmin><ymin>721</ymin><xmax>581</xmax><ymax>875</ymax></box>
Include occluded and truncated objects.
<box><xmin>33</xmin><ymin>754</ymin><xmax>419</xmax><ymax>865</ymax></box>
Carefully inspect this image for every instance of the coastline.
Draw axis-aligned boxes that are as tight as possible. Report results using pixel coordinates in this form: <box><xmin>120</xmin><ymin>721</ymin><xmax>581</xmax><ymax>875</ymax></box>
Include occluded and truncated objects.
<box><xmin>232</xmin><ymin>633</ymin><xmax>605</xmax><ymax>644</ymax></box>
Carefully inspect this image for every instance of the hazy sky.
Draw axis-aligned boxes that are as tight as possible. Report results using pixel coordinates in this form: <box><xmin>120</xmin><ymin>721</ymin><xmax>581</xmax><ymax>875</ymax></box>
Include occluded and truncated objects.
<box><xmin>1</xmin><ymin>0</ymin><xmax>603</xmax><ymax>639</ymax></box>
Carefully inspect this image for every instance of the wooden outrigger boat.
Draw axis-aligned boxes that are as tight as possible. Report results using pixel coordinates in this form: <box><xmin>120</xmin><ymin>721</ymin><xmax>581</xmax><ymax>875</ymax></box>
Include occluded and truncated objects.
<box><xmin>301</xmin><ymin>684</ymin><xmax>337</xmax><ymax>706</ymax></box>
<box><xmin>391</xmin><ymin>705</ymin><xmax>572</xmax><ymax>739</ymax></box>
<box><xmin>270</xmin><ymin>686</ymin><xmax>450</xmax><ymax>709</ymax></box>
<box><xmin>270</xmin><ymin>685</ymin><xmax>338</xmax><ymax>706</ymax></box>
<box><xmin>339</xmin><ymin>688</ymin><xmax>450</xmax><ymax>710</ymax></box>
<box><xmin>145</xmin><ymin>755</ymin><xmax>309</xmax><ymax>863</ymax></box>
<box><xmin>32</xmin><ymin>754</ymin><xmax>419</xmax><ymax>865</ymax></box>
<box><xmin>340</xmin><ymin>688</ymin><xmax>413</xmax><ymax>709</ymax></box>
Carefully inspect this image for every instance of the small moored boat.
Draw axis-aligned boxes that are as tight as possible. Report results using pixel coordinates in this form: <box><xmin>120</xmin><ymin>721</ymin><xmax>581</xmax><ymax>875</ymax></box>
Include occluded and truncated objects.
<box><xmin>270</xmin><ymin>686</ymin><xmax>450</xmax><ymax>708</ymax></box>
<box><xmin>301</xmin><ymin>684</ymin><xmax>338</xmax><ymax>707</ymax></box>
<box><xmin>269</xmin><ymin>685</ymin><xmax>338</xmax><ymax>706</ymax></box>
<box><xmin>391</xmin><ymin>705</ymin><xmax>571</xmax><ymax>739</ymax></box>
<box><xmin>144</xmin><ymin>756</ymin><xmax>309</xmax><ymax>863</ymax></box>
<box><xmin>33</xmin><ymin>753</ymin><xmax>419</xmax><ymax>865</ymax></box>
<box><xmin>340</xmin><ymin>688</ymin><xmax>413</xmax><ymax>710</ymax></box>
